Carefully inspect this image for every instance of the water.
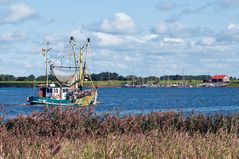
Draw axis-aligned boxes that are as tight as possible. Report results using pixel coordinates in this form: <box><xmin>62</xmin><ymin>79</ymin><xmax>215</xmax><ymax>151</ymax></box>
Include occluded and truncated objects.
<box><xmin>1</xmin><ymin>87</ymin><xmax>239</xmax><ymax>117</ymax></box>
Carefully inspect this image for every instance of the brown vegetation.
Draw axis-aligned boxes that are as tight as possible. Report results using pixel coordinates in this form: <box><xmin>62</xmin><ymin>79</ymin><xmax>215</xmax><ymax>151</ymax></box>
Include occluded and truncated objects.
<box><xmin>1</xmin><ymin>108</ymin><xmax>239</xmax><ymax>158</ymax></box>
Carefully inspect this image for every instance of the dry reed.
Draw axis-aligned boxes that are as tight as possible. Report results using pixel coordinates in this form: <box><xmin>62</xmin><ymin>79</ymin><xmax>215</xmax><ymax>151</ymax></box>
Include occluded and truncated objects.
<box><xmin>1</xmin><ymin>108</ymin><xmax>239</xmax><ymax>158</ymax></box>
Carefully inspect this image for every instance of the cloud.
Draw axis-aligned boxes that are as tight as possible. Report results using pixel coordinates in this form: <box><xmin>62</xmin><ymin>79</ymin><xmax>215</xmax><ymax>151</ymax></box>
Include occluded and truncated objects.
<box><xmin>216</xmin><ymin>23</ymin><xmax>239</xmax><ymax>43</ymax></box>
<box><xmin>0</xmin><ymin>0</ymin><xmax>12</xmax><ymax>4</ymax></box>
<box><xmin>151</xmin><ymin>21</ymin><xmax>215</xmax><ymax>39</ymax></box>
<box><xmin>0</xmin><ymin>31</ymin><xmax>38</xmax><ymax>48</ymax></box>
<box><xmin>219</xmin><ymin>0</ymin><xmax>239</xmax><ymax>8</ymax></box>
<box><xmin>35</xmin><ymin>24</ymin><xmax>239</xmax><ymax>76</ymax></box>
<box><xmin>227</xmin><ymin>23</ymin><xmax>239</xmax><ymax>30</ymax></box>
<box><xmin>151</xmin><ymin>21</ymin><xmax>184</xmax><ymax>35</ymax></box>
<box><xmin>164</xmin><ymin>2</ymin><xmax>214</xmax><ymax>22</ymax></box>
<box><xmin>1</xmin><ymin>31</ymin><xmax>27</xmax><ymax>42</ymax></box>
<box><xmin>69</xmin><ymin>27</ymin><xmax>92</xmax><ymax>42</ymax></box>
<box><xmin>0</xmin><ymin>54</ymin><xmax>44</xmax><ymax>76</ymax></box>
<box><xmin>99</xmin><ymin>12</ymin><xmax>137</xmax><ymax>34</ymax></box>
<box><xmin>155</xmin><ymin>1</ymin><xmax>177</xmax><ymax>11</ymax></box>
<box><xmin>1</xmin><ymin>4</ymin><xmax>37</xmax><ymax>24</ymax></box>
<box><xmin>70</xmin><ymin>26</ymin><xmax>142</xmax><ymax>48</ymax></box>
<box><xmin>1</xmin><ymin>2</ymin><xmax>239</xmax><ymax>77</ymax></box>
<box><xmin>69</xmin><ymin>27</ymin><xmax>124</xmax><ymax>47</ymax></box>
<box><xmin>93</xmin><ymin>32</ymin><xmax>124</xmax><ymax>47</ymax></box>
<box><xmin>163</xmin><ymin>38</ymin><xmax>184</xmax><ymax>44</ymax></box>
<box><xmin>180</xmin><ymin>3</ymin><xmax>213</xmax><ymax>15</ymax></box>
<box><xmin>2</xmin><ymin>20</ymin><xmax>239</xmax><ymax>77</ymax></box>
<box><xmin>197</xmin><ymin>37</ymin><xmax>216</xmax><ymax>46</ymax></box>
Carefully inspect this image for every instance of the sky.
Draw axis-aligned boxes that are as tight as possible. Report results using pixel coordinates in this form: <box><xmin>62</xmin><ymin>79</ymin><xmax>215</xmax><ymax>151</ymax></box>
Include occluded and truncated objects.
<box><xmin>0</xmin><ymin>0</ymin><xmax>239</xmax><ymax>77</ymax></box>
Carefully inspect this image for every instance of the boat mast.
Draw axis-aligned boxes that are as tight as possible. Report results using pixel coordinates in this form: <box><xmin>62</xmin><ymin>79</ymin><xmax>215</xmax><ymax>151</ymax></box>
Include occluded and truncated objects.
<box><xmin>46</xmin><ymin>51</ymin><xmax>48</xmax><ymax>86</ymax></box>
<box><xmin>84</xmin><ymin>38</ymin><xmax>96</xmax><ymax>90</ymax></box>
<box><xmin>79</xmin><ymin>41</ymin><xmax>84</xmax><ymax>90</ymax></box>
<box><xmin>41</xmin><ymin>46</ymin><xmax>51</xmax><ymax>87</ymax></box>
<box><xmin>70</xmin><ymin>36</ymin><xmax>78</xmax><ymax>89</ymax></box>
<box><xmin>70</xmin><ymin>36</ymin><xmax>77</xmax><ymax>69</ymax></box>
<box><xmin>79</xmin><ymin>38</ymin><xmax>89</xmax><ymax>90</ymax></box>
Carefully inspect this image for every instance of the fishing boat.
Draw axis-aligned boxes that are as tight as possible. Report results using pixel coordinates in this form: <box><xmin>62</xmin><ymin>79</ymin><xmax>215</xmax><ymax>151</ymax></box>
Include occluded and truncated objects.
<box><xmin>27</xmin><ymin>37</ymin><xmax>97</xmax><ymax>106</ymax></box>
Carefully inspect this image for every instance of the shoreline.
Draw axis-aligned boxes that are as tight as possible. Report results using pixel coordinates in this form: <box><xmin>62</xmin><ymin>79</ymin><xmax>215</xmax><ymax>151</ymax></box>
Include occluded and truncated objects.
<box><xmin>1</xmin><ymin>80</ymin><xmax>239</xmax><ymax>88</ymax></box>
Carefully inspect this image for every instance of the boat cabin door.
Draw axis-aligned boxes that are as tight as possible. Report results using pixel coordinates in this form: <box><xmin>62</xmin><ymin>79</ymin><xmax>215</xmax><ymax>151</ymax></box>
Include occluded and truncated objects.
<box><xmin>38</xmin><ymin>87</ymin><xmax>47</xmax><ymax>98</ymax></box>
<box><xmin>61</xmin><ymin>88</ymin><xmax>69</xmax><ymax>100</ymax></box>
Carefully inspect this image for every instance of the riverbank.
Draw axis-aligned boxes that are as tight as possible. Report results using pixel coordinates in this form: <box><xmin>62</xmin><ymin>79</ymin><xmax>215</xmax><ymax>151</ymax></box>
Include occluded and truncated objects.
<box><xmin>1</xmin><ymin>108</ymin><xmax>239</xmax><ymax>158</ymax></box>
<box><xmin>1</xmin><ymin>80</ymin><xmax>239</xmax><ymax>88</ymax></box>
<box><xmin>0</xmin><ymin>80</ymin><xmax>123</xmax><ymax>88</ymax></box>
<box><xmin>0</xmin><ymin>81</ymin><xmax>45</xmax><ymax>87</ymax></box>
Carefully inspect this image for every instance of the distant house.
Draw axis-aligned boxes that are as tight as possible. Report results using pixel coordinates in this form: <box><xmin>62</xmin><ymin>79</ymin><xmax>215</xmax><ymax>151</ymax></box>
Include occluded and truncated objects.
<box><xmin>210</xmin><ymin>75</ymin><xmax>230</xmax><ymax>83</ymax></box>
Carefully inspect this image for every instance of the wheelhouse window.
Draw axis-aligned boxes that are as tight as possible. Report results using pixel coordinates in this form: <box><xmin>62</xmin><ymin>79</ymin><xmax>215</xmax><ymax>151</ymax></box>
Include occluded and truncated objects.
<box><xmin>63</xmin><ymin>88</ymin><xmax>68</xmax><ymax>93</ymax></box>
<box><xmin>47</xmin><ymin>88</ymin><xmax>52</xmax><ymax>93</ymax></box>
<box><xmin>54</xmin><ymin>88</ymin><xmax>58</xmax><ymax>93</ymax></box>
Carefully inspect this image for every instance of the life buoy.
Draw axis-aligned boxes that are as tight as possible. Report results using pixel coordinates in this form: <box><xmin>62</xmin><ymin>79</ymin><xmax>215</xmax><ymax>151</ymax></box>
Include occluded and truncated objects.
<box><xmin>55</xmin><ymin>94</ymin><xmax>60</xmax><ymax>99</ymax></box>
<box><xmin>52</xmin><ymin>94</ymin><xmax>60</xmax><ymax>100</ymax></box>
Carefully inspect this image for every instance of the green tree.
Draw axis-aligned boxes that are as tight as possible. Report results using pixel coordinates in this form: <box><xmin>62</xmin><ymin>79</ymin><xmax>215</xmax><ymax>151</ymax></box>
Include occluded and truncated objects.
<box><xmin>27</xmin><ymin>74</ymin><xmax>35</xmax><ymax>81</ymax></box>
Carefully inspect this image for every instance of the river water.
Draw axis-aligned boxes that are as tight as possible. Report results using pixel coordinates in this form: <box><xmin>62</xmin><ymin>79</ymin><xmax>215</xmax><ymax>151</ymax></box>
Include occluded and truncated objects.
<box><xmin>1</xmin><ymin>87</ymin><xmax>239</xmax><ymax>117</ymax></box>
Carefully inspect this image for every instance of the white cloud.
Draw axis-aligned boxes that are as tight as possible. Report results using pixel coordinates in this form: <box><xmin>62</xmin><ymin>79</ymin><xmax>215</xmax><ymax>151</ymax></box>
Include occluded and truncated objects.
<box><xmin>141</xmin><ymin>34</ymin><xmax>158</xmax><ymax>42</ymax></box>
<box><xmin>198</xmin><ymin>37</ymin><xmax>216</xmax><ymax>46</ymax></box>
<box><xmin>99</xmin><ymin>12</ymin><xmax>137</xmax><ymax>34</ymax></box>
<box><xmin>123</xmin><ymin>55</ymin><xmax>134</xmax><ymax>62</ymax></box>
<box><xmin>151</xmin><ymin>21</ymin><xmax>215</xmax><ymax>40</ymax></box>
<box><xmin>152</xmin><ymin>21</ymin><xmax>184</xmax><ymax>34</ymax></box>
<box><xmin>93</xmin><ymin>32</ymin><xmax>124</xmax><ymax>47</ymax></box>
<box><xmin>156</xmin><ymin>1</ymin><xmax>177</xmax><ymax>11</ymax></box>
<box><xmin>227</xmin><ymin>23</ymin><xmax>239</xmax><ymax>30</ymax></box>
<box><xmin>163</xmin><ymin>38</ymin><xmax>184</xmax><ymax>44</ymax></box>
<box><xmin>1</xmin><ymin>31</ymin><xmax>27</xmax><ymax>41</ymax></box>
<box><xmin>2</xmin><ymin>4</ymin><xmax>37</xmax><ymax>24</ymax></box>
<box><xmin>217</xmin><ymin>23</ymin><xmax>239</xmax><ymax>43</ymax></box>
<box><xmin>70</xmin><ymin>27</ymin><xmax>91</xmax><ymax>42</ymax></box>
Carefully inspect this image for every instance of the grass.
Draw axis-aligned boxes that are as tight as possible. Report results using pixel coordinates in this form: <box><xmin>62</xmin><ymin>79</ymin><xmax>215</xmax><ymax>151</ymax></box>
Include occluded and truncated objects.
<box><xmin>0</xmin><ymin>81</ymin><xmax>44</xmax><ymax>84</ymax></box>
<box><xmin>0</xmin><ymin>81</ymin><xmax>45</xmax><ymax>87</ymax></box>
<box><xmin>85</xmin><ymin>80</ymin><xmax>124</xmax><ymax>87</ymax></box>
<box><xmin>0</xmin><ymin>80</ymin><xmax>205</xmax><ymax>88</ymax></box>
<box><xmin>1</xmin><ymin>108</ymin><xmax>239</xmax><ymax>158</ymax></box>
<box><xmin>226</xmin><ymin>80</ymin><xmax>239</xmax><ymax>87</ymax></box>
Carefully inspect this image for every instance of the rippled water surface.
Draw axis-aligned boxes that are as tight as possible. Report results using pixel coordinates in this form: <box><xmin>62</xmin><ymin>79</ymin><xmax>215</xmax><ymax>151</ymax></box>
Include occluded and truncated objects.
<box><xmin>1</xmin><ymin>87</ymin><xmax>239</xmax><ymax>117</ymax></box>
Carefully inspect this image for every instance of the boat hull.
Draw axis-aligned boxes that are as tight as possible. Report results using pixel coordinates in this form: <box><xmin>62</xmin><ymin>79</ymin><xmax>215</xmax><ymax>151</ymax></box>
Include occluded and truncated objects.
<box><xmin>28</xmin><ymin>96</ymin><xmax>74</xmax><ymax>106</ymax></box>
<box><xmin>28</xmin><ymin>90</ymin><xmax>97</xmax><ymax>106</ymax></box>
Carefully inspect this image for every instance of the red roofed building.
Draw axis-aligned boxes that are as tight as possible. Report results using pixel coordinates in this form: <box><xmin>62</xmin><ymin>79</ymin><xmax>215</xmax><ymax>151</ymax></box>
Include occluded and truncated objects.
<box><xmin>210</xmin><ymin>75</ymin><xmax>230</xmax><ymax>83</ymax></box>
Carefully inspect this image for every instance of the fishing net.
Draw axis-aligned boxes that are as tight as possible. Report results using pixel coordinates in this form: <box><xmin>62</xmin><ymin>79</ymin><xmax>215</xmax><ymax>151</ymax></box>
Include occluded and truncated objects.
<box><xmin>52</xmin><ymin>66</ymin><xmax>78</xmax><ymax>86</ymax></box>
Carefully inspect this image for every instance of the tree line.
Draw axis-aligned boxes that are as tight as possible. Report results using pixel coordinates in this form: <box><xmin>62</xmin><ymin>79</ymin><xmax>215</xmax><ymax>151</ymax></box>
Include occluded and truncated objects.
<box><xmin>0</xmin><ymin>74</ymin><xmax>56</xmax><ymax>81</ymax></box>
<box><xmin>0</xmin><ymin>72</ymin><xmax>216</xmax><ymax>82</ymax></box>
